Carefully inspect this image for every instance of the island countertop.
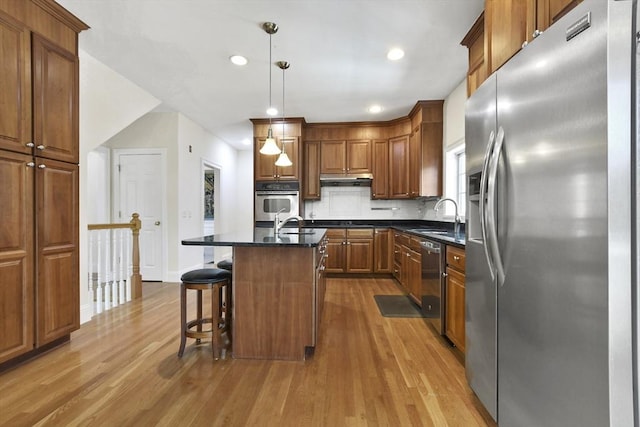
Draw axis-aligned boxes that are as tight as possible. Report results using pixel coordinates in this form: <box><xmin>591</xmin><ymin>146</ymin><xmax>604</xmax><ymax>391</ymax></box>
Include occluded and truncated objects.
<box><xmin>181</xmin><ymin>227</ymin><xmax>327</xmax><ymax>247</ymax></box>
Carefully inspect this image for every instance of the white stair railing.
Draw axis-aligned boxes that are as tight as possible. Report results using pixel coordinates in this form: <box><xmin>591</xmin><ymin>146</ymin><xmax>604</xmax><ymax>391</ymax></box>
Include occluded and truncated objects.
<box><xmin>88</xmin><ymin>213</ymin><xmax>142</xmax><ymax>315</ymax></box>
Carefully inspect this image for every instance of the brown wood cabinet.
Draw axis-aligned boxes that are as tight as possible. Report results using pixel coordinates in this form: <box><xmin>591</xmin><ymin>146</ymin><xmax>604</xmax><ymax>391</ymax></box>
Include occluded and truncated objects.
<box><xmin>254</xmin><ymin>136</ymin><xmax>299</xmax><ymax>181</ymax></box>
<box><xmin>0</xmin><ymin>151</ymin><xmax>34</xmax><ymax>363</ymax></box>
<box><xmin>373</xmin><ymin>228</ymin><xmax>392</xmax><ymax>273</ymax></box>
<box><xmin>0</xmin><ymin>2</ymin><xmax>86</xmax><ymax>367</ymax></box>
<box><xmin>324</xmin><ymin>228</ymin><xmax>373</xmax><ymax>273</ymax></box>
<box><xmin>392</xmin><ymin>231</ymin><xmax>422</xmax><ymax>302</ymax></box>
<box><xmin>462</xmin><ymin>0</ymin><xmax>583</xmax><ymax>94</ymax></box>
<box><xmin>460</xmin><ymin>12</ymin><xmax>488</xmax><ymax>97</ymax></box>
<box><xmin>389</xmin><ymin>135</ymin><xmax>410</xmax><ymax>199</ymax></box>
<box><xmin>320</xmin><ymin>140</ymin><xmax>371</xmax><ymax>175</ymax></box>
<box><xmin>445</xmin><ymin>246</ymin><xmax>466</xmax><ymax>352</ymax></box>
<box><xmin>371</xmin><ymin>139</ymin><xmax>389</xmax><ymax>199</ymax></box>
<box><xmin>303</xmin><ymin>140</ymin><xmax>321</xmax><ymax>199</ymax></box>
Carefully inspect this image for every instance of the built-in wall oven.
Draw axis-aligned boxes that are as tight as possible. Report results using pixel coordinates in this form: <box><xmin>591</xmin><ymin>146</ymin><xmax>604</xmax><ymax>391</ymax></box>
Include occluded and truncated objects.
<box><xmin>254</xmin><ymin>181</ymin><xmax>300</xmax><ymax>222</ymax></box>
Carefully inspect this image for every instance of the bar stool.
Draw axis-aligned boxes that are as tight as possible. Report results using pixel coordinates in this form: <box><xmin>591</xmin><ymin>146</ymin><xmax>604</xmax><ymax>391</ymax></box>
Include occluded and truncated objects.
<box><xmin>178</xmin><ymin>268</ymin><xmax>232</xmax><ymax>359</ymax></box>
<box><xmin>217</xmin><ymin>259</ymin><xmax>233</xmax><ymax>271</ymax></box>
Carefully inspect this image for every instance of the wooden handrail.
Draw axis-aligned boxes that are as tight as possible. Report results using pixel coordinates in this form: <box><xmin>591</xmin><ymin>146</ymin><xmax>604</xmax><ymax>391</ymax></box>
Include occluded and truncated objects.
<box><xmin>88</xmin><ymin>213</ymin><xmax>142</xmax><ymax>299</ymax></box>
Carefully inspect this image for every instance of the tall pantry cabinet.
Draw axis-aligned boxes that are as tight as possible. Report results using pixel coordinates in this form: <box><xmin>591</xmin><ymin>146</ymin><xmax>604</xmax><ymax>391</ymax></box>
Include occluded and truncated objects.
<box><xmin>0</xmin><ymin>0</ymin><xmax>88</xmax><ymax>367</ymax></box>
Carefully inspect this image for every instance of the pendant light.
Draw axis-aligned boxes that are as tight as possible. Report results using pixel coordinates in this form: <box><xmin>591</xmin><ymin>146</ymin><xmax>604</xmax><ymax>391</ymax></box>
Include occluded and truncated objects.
<box><xmin>275</xmin><ymin>61</ymin><xmax>292</xmax><ymax>167</ymax></box>
<box><xmin>259</xmin><ymin>22</ymin><xmax>281</xmax><ymax>155</ymax></box>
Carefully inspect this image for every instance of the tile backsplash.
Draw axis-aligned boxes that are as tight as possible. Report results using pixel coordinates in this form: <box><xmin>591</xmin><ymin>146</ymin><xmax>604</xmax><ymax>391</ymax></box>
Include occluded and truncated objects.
<box><xmin>304</xmin><ymin>186</ymin><xmax>442</xmax><ymax>221</ymax></box>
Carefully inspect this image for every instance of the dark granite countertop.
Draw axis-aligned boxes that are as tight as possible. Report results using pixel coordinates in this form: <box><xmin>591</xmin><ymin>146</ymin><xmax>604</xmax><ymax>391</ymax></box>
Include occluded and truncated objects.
<box><xmin>182</xmin><ymin>227</ymin><xmax>327</xmax><ymax>248</ymax></box>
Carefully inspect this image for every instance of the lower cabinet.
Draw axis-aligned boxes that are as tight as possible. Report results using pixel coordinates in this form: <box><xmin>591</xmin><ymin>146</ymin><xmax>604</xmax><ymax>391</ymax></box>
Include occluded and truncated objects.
<box><xmin>324</xmin><ymin>228</ymin><xmax>373</xmax><ymax>273</ymax></box>
<box><xmin>445</xmin><ymin>245</ymin><xmax>466</xmax><ymax>352</ymax></box>
<box><xmin>0</xmin><ymin>151</ymin><xmax>79</xmax><ymax>365</ymax></box>
<box><xmin>373</xmin><ymin>228</ymin><xmax>392</xmax><ymax>273</ymax></box>
<box><xmin>392</xmin><ymin>231</ymin><xmax>422</xmax><ymax>303</ymax></box>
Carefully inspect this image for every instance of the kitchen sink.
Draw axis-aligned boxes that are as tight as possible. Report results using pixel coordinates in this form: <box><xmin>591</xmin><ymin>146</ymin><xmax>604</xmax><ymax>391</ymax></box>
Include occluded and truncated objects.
<box><xmin>280</xmin><ymin>230</ymin><xmax>316</xmax><ymax>235</ymax></box>
<box><xmin>407</xmin><ymin>229</ymin><xmax>450</xmax><ymax>235</ymax></box>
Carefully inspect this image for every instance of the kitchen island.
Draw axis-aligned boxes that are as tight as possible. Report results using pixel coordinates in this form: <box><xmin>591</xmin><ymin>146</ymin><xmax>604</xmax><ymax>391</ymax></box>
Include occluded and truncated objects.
<box><xmin>182</xmin><ymin>228</ymin><xmax>327</xmax><ymax>361</ymax></box>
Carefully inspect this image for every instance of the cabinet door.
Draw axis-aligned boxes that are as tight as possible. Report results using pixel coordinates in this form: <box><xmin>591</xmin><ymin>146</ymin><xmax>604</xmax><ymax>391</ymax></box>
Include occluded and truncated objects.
<box><xmin>0</xmin><ymin>13</ymin><xmax>31</xmax><ymax>155</ymax></box>
<box><xmin>407</xmin><ymin>248</ymin><xmax>422</xmax><ymax>305</ymax></box>
<box><xmin>32</xmin><ymin>34</ymin><xmax>79</xmax><ymax>164</ymax></box>
<box><xmin>320</xmin><ymin>140</ymin><xmax>346</xmax><ymax>174</ymax></box>
<box><xmin>324</xmin><ymin>229</ymin><xmax>346</xmax><ymax>273</ymax></box>
<box><xmin>36</xmin><ymin>158</ymin><xmax>79</xmax><ymax>346</ymax></box>
<box><xmin>420</xmin><ymin>122</ymin><xmax>443</xmax><ymax>197</ymax></box>
<box><xmin>371</xmin><ymin>139</ymin><xmax>389</xmax><ymax>199</ymax></box>
<box><xmin>303</xmin><ymin>141</ymin><xmax>321</xmax><ymax>199</ymax></box>
<box><xmin>346</xmin><ymin>239</ymin><xmax>373</xmax><ymax>273</ymax></box>
<box><xmin>373</xmin><ymin>229</ymin><xmax>392</xmax><ymax>273</ymax></box>
<box><xmin>346</xmin><ymin>140</ymin><xmax>371</xmax><ymax>174</ymax></box>
<box><xmin>486</xmin><ymin>0</ymin><xmax>530</xmax><ymax>73</ymax></box>
<box><xmin>275</xmin><ymin>136</ymin><xmax>299</xmax><ymax>180</ymax></box>
<box><xmin>0</xmin><ymin>151</ymin><xmax>34</xmax><ymax>363</ymax></box>
<box><xmin>537</xmin><ymin>0</ymin><xmax>583</xmax><ymax>32</ymax></box>
<box><xmin>255</xmin><ymin>137</ymin><xmax>277</xmax><ymax>180</ymax></box>
<box><xmin>445</xmin><ymin>267</ymin><xmax>465</xmax><ymax>352</ymax></box>
<box><xmin>389</xmin><ymin>135</ymin><xmax>410</xmax><ymax>198</ymax></box>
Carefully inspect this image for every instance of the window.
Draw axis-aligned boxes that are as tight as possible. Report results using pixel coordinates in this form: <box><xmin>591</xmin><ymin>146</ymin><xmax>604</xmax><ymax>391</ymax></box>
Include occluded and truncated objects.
<box><xmin>444</xmin><ymin>141</ymin><xmax>466</xmax><ymax>218</ymax></box>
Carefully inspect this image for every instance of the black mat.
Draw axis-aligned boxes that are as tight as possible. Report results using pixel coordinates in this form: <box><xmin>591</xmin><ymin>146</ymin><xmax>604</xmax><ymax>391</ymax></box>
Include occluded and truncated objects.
<box><xmin>373</xmin><ymin>295</ymin><xmax>425</xmax><ymax>318</ymax></box>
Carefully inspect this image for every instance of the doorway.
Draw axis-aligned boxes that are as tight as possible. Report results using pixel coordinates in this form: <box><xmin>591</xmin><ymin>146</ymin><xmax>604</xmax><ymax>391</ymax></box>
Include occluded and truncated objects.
<box><xmin>113</xmin><ymin>149</ymin><xmax>166</xmax><ymax>281</ymax></box>
<box><xmin>202</xmin><ymin>162</ymin><xmax>220</xmax><ymax>265</ymax></box>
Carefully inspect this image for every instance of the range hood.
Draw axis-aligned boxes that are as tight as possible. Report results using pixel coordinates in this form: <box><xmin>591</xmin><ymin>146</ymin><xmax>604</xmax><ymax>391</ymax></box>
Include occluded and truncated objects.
<box><xmin>320</xmin><ymin>173</ymin><xmax>373</xmax><ymax>186</ymax></box>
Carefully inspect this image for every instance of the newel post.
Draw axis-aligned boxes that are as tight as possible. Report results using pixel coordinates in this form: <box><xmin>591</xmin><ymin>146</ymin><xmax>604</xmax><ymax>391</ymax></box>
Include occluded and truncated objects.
<box><xmin>130</xmin><ymin>213</ymin><xmax>142</xmax><ymax>298</ymax></box>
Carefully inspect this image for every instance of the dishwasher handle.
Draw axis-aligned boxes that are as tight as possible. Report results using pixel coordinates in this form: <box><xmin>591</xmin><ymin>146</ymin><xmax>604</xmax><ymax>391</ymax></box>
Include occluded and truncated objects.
<box><xmin>420</xmin><ymin>241</ymin><xmax>441</xmax><ymax>252</ymax></box>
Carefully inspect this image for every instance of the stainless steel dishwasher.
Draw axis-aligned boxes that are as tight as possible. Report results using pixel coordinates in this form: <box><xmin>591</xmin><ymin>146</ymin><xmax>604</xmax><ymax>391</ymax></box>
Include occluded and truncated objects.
<box><xmin>420</xmin><ymin>239</ymin><xmax>444</xmax><ymax>335</ymax></box>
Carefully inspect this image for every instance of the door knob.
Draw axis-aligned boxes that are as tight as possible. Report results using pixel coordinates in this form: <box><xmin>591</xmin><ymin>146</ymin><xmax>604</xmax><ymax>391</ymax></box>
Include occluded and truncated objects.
<box><xmin>154</xmin><ymin>221</ymin><xmax>161</xmax><ymax>226</ymax></box>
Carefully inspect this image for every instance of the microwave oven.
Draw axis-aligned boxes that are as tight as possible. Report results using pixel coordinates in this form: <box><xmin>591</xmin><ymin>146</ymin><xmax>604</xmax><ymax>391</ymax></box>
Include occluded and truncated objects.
<box><xmin>255</xmin><ymin>181</ymin><xmax>300</xmax><ymax>222</ymax></box>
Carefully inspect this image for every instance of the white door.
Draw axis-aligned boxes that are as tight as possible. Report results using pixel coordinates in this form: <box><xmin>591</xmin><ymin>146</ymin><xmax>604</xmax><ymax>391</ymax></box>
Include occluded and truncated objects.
<box><xmin>115</xmin><ymin>152</ymin><xmax>164</xmax><ymax>281</ymax></box>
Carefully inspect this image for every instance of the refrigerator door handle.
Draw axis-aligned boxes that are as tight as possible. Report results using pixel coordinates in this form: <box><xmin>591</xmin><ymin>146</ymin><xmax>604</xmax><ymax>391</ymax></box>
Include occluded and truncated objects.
<box><xmin>480</xmin><ymin>130</ymin><xmax>496</xmax><ymax>279</ymax></box>
<box><xmin>486</xmin><ymin>126</ymin><xmax>506</xmax><ymax>286</ymax></box>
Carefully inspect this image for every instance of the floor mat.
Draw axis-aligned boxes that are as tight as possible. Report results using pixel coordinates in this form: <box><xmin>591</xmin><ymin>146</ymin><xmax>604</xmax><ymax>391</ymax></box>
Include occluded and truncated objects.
<box><xmin>373</xmin><ymin>295</ymin><xmax>425</xmax><ymax>318</ymax></box>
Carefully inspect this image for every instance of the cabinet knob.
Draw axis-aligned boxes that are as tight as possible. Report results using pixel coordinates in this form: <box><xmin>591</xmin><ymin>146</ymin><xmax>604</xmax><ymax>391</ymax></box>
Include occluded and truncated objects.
<box><xmin>442</xmin><ymin>272</ymin><xmax>448</xmax><ymax>278</ymax></box>
<box><xmin>36</xmin><ymin>145</ymin><xmax>45</xmax><ymax>150</ymax></box>
<box><xmin>522</xmin><ymin>40</ymin><xmax>529</xmax><ymax>48</ymax></box>
<box><xmin>26</xmin><ymin>162</ymin><xmax>35</xmax><ymax>168</ymax></box>
<box><xmin>26</xmin><ymin>142</ymin><xmax>35</xmax><ymax>148</ymax></box>
<box><xmin>532</xmin><ymin>29</ymin><xmax>543</xmax><ymax>39</ymax></box>
<box><xmin>38</xmin><ymin>164</ymin><xmax>46</xmax><ymax>169</ymax></box>
<box><xmin>453</xmin><ymin>255</ymin><xmax>460</xmax><ymax>261</ymax></box>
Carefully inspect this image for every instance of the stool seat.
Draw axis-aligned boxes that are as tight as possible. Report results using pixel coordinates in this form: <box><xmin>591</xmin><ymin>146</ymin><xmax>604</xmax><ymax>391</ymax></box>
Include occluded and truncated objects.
<box><xmin>217</xmin><ymin>259</ymin><xmax>233</xmax><ymax>271</ymax></box>
<box><xmin>178</xmin><ymin>268</ymin><xmax>232</xmax><ymax>359</ymax></box>
<box><xmin>181</xmin><ymin>268</ymin><xmax>231</xmax><ymax>283</ymax></box>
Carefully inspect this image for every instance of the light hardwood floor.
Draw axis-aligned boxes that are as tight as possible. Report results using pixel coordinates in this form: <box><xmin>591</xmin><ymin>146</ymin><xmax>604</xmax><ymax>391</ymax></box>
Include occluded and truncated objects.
<box><xmin>0</xmin><ymin>277</ymin><xmax>496</xmax><ymax>427</ymax></box>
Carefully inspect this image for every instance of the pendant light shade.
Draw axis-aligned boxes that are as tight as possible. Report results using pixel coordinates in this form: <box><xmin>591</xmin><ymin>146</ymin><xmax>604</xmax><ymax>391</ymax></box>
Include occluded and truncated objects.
<box><xmin>274</xmin><ymin>60</ymin><xmax>292</xmax><ymax>167</ymax></box>
<box><xmin>260</xmin><ymin>128</ymin><xmax>281</xmax><ymax>155</ymax></box>
<box><xmin>260</xmin><ymin>22</ymin><xmax>279</xmax><ymax>156</ymax></box>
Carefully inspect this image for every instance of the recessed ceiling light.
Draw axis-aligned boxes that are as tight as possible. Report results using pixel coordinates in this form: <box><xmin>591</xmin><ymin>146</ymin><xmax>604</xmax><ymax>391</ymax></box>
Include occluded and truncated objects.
<box><xmin>387</xmin><ymin>48</ymin><xmax>405</xmax><ymax>61</ymax></box>
<box><xmin>230</xmin><ymin>55</ymin><xmax>248</xmax><ymax>66</ymax></box>
<box><xmin>266</xmin><ymin>107</ymin><xmax>278</xmax><ymax>116</ymax></box>
<box><xmin>368</xmin><ymin>105</ymin><xmax>383</xmax><ymax>114</ymax></box>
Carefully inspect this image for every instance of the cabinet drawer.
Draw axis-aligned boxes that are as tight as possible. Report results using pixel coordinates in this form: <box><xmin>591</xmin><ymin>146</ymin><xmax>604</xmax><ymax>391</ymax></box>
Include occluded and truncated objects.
<box><xmin>325</xmin><ymin>228</ymin><xmax>346</xmax><ymax>240</ymax></box>
<box><xmin>347</xmin><ymin>228</ymin><xmax>373</xmax><ymax>239</ymax></box>
<box><xmin>446</xmin><ymin>246</ymin><xmax>465</xmax><ymax>273</ymax></box>
<box><xmin>393</xmin><ymin>231</ymin><xmax>410</xmax><ymax>247</ymax></box>
<box><xmin>409</xmin><ymin>236</ymin><xmax>424</xmax><ymax>252</ymax></box>
<box><xmin>393</xmin><ymin>243</ymin><xmax>402</xmax><ymax>264</ymax></box>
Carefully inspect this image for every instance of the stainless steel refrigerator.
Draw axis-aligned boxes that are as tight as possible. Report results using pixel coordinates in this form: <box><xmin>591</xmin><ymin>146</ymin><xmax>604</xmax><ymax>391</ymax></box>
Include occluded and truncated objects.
<box><xmin>465</xmin><ymin>1</ymin><xmax>637</xmax><ymax>426</ymax></box>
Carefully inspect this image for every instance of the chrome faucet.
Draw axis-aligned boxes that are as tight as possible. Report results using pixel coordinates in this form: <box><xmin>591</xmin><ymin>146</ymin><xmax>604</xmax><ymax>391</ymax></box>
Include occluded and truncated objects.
<box><xmin>434</xmin><ymin>197</ymin><xmax>461</xmax><ymax>237</ymax></box>
<box><xmin>276</xmin><ymin>215</ymin><xmax>304</xmax><ymax>234</ymax></box>
<box><xmin>273</xmin><ymin>208</ymin><xmax>287</xmax><ymax>235</ymax></box>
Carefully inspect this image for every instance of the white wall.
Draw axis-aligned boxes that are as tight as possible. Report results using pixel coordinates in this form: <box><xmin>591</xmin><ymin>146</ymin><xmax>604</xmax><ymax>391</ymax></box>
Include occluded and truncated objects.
<box><xmin>443</xmin><ymin>80</ymin><xmax>467</xmax><ymax>149</ymax></box>
<box><xmin>78</xmin><ymin>48</ymin><xmax>161</xmax><ymax>324</ymax></box>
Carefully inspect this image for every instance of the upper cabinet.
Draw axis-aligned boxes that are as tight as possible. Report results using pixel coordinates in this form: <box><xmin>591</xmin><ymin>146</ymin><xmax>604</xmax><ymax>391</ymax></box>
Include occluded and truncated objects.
<box><xmin>320</xmin><ymin>139</ymin><xmax>371</xmax><ymax>175</ymax></box>
<box><xmin>298</xmin><ymin>102</ymin><xmax>443</xmax><ymax>200</ymax></box>
<box><xmin>251</xmin><ymin>119</ymin><xmax>303</xmax><ymax>181</ymax></box>
<box><xmin>462</xmin><ymin>0</ymin><xmax>583</xmax><ymax>95</ymax></box>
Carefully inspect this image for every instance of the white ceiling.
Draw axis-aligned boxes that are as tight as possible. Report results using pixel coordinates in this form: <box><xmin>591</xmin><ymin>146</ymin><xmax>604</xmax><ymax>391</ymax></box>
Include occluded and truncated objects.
<box><xmin>57</xmin><ymin>0</ymin><xmax>483</xmax><ymax>151</ymax></box>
